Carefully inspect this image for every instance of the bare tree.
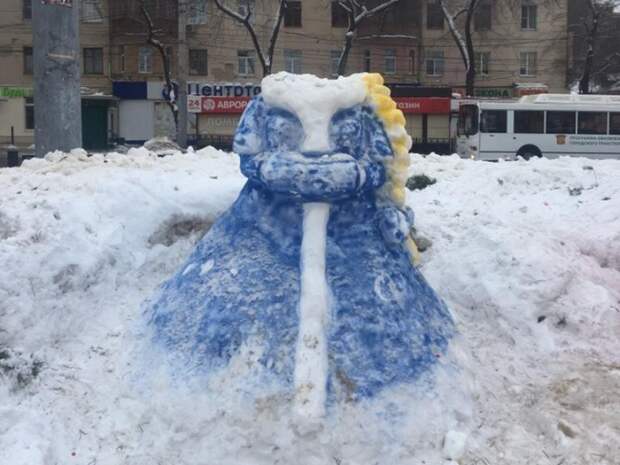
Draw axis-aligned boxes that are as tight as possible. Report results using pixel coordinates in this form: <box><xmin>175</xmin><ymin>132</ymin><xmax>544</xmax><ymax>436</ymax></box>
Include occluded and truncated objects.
<box><xmin>335</xmin><ymin>0</ymin><xmax>405</xmax><ymax>75</ymax></box>
<box><xmin>576</xmin><ymin>0</ymin><xmax>620</xmax><ymax>93</ymax></box>
<box><xmin>141</xmin><ymin>0</ymin><xmax>178</xmax><ymax>130</ymax></box>
<box><xmin>438</xmin><ymin>0</ymin><xmax>480</xmax><ymax>97</ymax></box>
<box><xmin>213</xmin><ymin>0</ymin><xmax>288</xmax><ymax>76</ymax></box>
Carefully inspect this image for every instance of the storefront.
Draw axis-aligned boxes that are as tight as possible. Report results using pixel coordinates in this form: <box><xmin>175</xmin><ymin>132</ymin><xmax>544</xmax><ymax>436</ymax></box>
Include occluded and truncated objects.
<box><xmin>388</xmin><ymin>84</ymin><xmax>453</xmax><ymax>155</ymax></box>
<box><xmin>0</xmin><ymin>86</ymin><xmax>34</xmax><ymax>149</ymax></box>
<box><xmin>1</xmin><ymin>86</ymin><xmax>116</xmax><ymax>152</ymax></box>
<box><xmin>189</xmin><ymin>82</ymin><xmax>454</xmax><ymax>154</ymax></box>
<box><xmin>189</xmin><ymin>83</ymin><xmax>260</xmax><ymax>150</ymax></box>
<box><xmin>81</xmin><ymin>94</ymin><xmax>118</xmax><ymax>151</ymax></box>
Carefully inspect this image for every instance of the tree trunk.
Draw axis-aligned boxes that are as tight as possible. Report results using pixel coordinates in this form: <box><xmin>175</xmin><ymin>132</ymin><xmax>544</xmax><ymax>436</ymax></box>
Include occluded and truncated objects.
<box><xmin>579</xmin><ymin>8</ymin><xmax>599</xmax><ymax>94</ymax></box>
<box><xmin>337</xmin><ymin>32</ymin><xmax>354</xmax><ymax>75</ymax></box>
<box><xmin>464</xmin><ymin>0</ymin><xmax>478</xmax><ymax>96</ymax></box>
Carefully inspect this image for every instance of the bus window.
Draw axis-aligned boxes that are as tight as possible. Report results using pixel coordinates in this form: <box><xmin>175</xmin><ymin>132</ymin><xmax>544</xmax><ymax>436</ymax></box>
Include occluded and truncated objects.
<box><xmin>514</xmin><ymin>110</ymin><xmax>544</xmax><ymax>133</ymax></box>
<box><xmin>480</xmin><ymin>110</ymin><xmax>507</xmax><ymax>133</ymax></box>
<box><xmin>458</xmin><ymin>104</ymin><xmax>479</xmax><ymax>136</ymax></box>
<box><xmin>609</xmin><ymin>113</ymin><xmax>620</xmax><ymax>135</ymax></box>
<box><xmin>546</xmin><ymin>111</ymin><xmax>576</xmax><ymax>134</ymax></box>
<box><xmin>578</xmin><ymin>112</ymin><xmax>607</xmax><ymax>135</ymax></box>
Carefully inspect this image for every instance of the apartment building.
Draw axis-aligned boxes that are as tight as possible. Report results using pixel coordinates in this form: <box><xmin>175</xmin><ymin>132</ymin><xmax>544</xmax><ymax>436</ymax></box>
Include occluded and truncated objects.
<box><xmin>421</xmin><ymin>0</ymin><xmax>569</xmax><ymax>96</ymax></box>
<box><xmin>0</xmin><ymin>0</ymin><xmax>114</xmax><ymax>150</ymax></box>
<box><xmin>0</xmin><ymin>0</ymin><xmax>570</xmax><ymax>153</ymax></box>
<box><xmin>107</xmin><ymin>0</ymin><xmax>439</xmax><ymax>148</ymax></box>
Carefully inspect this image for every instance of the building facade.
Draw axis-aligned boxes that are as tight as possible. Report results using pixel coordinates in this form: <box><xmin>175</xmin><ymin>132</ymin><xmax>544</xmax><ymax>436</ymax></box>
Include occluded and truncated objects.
<box><xmin>0</xmin><ymin>0</ymin><xmax>570</xmax><ymax>153</ymax></box>
<box><xmin>0</xmin><ymin>0</ymin><xmax>114</xmax><ymax>151</ymax></box>
<box><xmin>421</xmin><ymin>0</ymin><xmax>569</xmax><ymax>96</ymax></box>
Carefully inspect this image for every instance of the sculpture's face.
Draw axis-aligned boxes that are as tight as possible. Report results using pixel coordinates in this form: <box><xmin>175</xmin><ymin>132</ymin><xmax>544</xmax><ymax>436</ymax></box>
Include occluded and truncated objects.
<box><xmin>233</xmin><ymin>74</ymin><xmax>397</xmax><ymax>202</ymax></box>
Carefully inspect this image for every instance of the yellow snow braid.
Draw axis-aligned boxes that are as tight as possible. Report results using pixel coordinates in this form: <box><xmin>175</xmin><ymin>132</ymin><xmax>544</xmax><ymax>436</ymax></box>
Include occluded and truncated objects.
<box><xmin>362</xmin><ymin>73</ymin><xmax>419</xmax><ymax>264</ymax></box>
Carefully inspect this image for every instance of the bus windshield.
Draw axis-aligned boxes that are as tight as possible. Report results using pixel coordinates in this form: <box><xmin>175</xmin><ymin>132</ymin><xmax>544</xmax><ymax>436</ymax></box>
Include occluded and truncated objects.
<box><xmin>458</xmin><ymin>104</ymin><xmax>479</xmax><ymax>136</ymax></box>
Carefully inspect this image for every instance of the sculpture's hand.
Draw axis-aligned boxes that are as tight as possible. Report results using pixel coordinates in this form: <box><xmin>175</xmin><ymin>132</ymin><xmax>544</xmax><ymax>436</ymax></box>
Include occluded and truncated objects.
<box><xmin>377</xmin><ymin>206</ymin><xmax>414</xmax><ymax>247</ymax></box>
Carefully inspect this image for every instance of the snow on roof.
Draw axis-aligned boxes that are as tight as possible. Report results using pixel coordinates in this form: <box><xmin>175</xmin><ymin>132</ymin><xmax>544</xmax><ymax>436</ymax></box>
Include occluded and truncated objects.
<box><xmin>519</xmin><ymin>93</ymin><xmax>620</xmax><ymax>104</ymax></box>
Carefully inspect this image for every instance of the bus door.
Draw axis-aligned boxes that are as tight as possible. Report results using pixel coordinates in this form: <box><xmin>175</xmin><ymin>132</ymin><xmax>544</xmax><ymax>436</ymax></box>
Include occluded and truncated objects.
<box><xmin>457</xmin><ymin>104</ymin><xmax>479</xmax><ymax>158</ymax></box>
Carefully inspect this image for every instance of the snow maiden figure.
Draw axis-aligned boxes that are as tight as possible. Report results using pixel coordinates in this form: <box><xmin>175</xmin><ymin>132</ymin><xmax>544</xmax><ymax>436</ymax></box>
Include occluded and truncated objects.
<box><xmin>145</xmin><ymin>72</ymin><xmax>454</xmax><ymax>422</ymax></box>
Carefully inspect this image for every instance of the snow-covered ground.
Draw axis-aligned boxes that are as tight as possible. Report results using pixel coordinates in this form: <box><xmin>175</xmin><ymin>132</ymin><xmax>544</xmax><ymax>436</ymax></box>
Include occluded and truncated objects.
<box><xmin>0</xmin><ymin>147</ymin><xmax>619</xmax><ymax>465</ymax></box>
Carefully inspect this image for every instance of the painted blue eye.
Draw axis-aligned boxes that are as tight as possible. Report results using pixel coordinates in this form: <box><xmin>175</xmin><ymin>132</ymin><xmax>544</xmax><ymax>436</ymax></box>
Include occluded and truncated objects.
<box><xmin>265</xmin><ymin>109</ymin><xmax>304</xmax><ymax>152</ymax></box>
<box><xmin>330</xmin><ymin>107</ymin><xmax>363</xmax><ymax>157</ymax></box>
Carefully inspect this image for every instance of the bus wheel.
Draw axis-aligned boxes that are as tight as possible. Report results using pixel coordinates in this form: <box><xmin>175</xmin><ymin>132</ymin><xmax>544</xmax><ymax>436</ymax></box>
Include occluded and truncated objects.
<box><xmin>517</xmin><ymin>145</ymin><xmax>542</xmax><ymax>160</ymax></box>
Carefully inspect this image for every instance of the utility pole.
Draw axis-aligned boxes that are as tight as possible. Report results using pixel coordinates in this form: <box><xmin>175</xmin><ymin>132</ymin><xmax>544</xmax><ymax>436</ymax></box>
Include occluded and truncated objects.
<box><xmin>177</xmin><ymin>0</ymin><xmax>188</xmax><ymax>148</ymax></box>
<box><xmin>32</xmin><ymin>0</ymin><xmax>82</xmax><ymax>157</ymax></box>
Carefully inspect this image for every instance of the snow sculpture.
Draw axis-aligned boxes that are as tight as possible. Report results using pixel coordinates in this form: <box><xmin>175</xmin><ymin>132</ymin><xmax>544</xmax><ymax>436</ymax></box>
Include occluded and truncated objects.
<box><xmin>146</xmin><ymin>73</ymin><xmax>454</xmax><ymax>422</ymax></box>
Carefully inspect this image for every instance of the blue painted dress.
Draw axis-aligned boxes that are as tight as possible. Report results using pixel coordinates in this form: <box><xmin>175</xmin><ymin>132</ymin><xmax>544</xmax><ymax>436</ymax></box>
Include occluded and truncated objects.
<box><xmin>146</xmin><ymin>94</ymin><xmax>454</xmax><ymax>402</ymax></box>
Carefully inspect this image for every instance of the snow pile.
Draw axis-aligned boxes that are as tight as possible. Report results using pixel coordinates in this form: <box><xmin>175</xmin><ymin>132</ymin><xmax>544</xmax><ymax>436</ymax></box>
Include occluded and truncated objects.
<box><xmin>0</xmin><ymin>148</ymin><xmax>619</xmax><ymax>465</ymax></box>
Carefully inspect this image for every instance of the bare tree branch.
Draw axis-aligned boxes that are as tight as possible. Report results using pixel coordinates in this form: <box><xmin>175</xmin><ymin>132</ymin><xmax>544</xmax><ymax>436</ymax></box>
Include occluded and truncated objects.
<box><xmin>592</xmin><ymin>52</ymin><xmax>620</xmax><ymax>76</ymax></box>
<box><xmin>266</xmin><ymin>0</ymin><xmax>287</xmax><ymax>69</ymax></box>
<box><xmin>439</xmin><ymin>0</ymin><xmax>480</xmax><ymax>96</ymax></box>
<box><xmin>336</xmin><ymin>0</ymin><xmax>403</xmax><ymax>75</ymax></box>
<box><xmin>141</xmin><ymin>1</ymin><xmax>178</xmax><ymax>129</ymax></box>
<box><xmin>214</xmin><ymin>0</ymin><xmax>287</xmax><ymax>76</ymax></box>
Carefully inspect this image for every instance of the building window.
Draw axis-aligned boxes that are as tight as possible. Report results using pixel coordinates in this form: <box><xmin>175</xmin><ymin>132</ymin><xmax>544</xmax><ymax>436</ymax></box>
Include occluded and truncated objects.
<box><xmin>427</xmin><ymin>1</ymin><xmax>444</xmax><ymax>30</ymax></box>
<box><xmin>188</xmin><ymin>0</ymin><xmax>208</xmax><ymax>25</ymax></box>
<box><xmin>475</xmin><ymin>51</ymin><xmax>490</xmax><ymax>76</ymax></box>
<box><xmin>23</xmin><ymin>47</ymin><xmax>33</xmax><ymax>75</ymax></box>
<box><xmin>384</xmin><ymin>49</ymin><xmax>396</xmax><ymax>74</ymax></box>
<box><xmin>521</xmin><ymin>3</ymin><xmax>537</xmax><ymax>30</ymax></box>
<box><xmin>189</xmin><ymin>49</ymin><xmax>208</xmax><ymax>75</ymax></box>
<box><xmin>284</xmin><ymin>49</ymin><xmax>302</xmax><ymax>74</ymax></box>
<box><xmin>25</xmin><ymin>97</ymin><xmax>34</xmax><ymax>130</ymax></box>
<box><xmin>237</xmin><ymin>50</ymin><xmax>255</xmax><ymax>75</ymax></box>
<box><xmin>238</xmin><ymin>0</ymin><xmax>254</xmax><ymax>18</ymax></box>
<box><xmin>284</xmin><ymin>1</ymin><xmax>302</xmax><ymax>27</ymax></box>
<box><xmin>81</xmin><ymin>0</ymin><xmax>103</xmax><ymax>23</ymax></box>
<box><xmin>118</xmin><ymin>45</ymin><xmax>126</xmax><ymax>73</ymax></box>
<box><xmin>425</xmin><ymin>49</ymin><xmax>444</xmax><ymax>76</ymax></box>
<box><xmin>23</xmin><ymin>0</ymin><xmax>32</xmax><ymax>20</ymax></box>
<box><xmin>519</xmin><ymin>51</ymin><xmax>537</xmax><ymax>76</ymax></box>
<box><xmin>139</xmin><ymin>47</ymin><xmax>153</xmax><ymax>74</ymax></box>
<box><xmin>363</xmin><ymin>49</ymin><xmax>371</xmax><ymax>72</ymax></box>
<box><xmin>331</xmin><ymin>1</ymin><xmax>348</xmax><ymax>27</ymax></box>
<box><xmin>474</xmin><ymin>2</ymin><xmax>491</xmax><ymax>31</ymax></box>
<box><xmin>83</xmin><ymin>48</ymin><xmax>104</xmax><ymax>74</ymax></box>
<box><xmin>408</xmin><ymin>50</ymin><xmax>415</xmax><ymax>74</ymax></box>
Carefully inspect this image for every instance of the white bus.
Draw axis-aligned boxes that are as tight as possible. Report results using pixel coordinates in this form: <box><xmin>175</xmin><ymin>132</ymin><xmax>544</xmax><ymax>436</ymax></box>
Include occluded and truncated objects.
<box><xmin>456</xmin><ymin>93</ymin><xmax>620</xmax><ymax>160</ymax></box>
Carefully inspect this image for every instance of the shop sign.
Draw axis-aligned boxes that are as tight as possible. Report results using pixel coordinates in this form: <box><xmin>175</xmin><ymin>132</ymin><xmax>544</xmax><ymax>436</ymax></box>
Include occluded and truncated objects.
<box><xmin>394</xmin><ymin>97</ymin><xmax>451</xmax><ymax>114</ymax></box>
<box><xmin>453</xmin><ymin>87</ymin><xmax>513</xmax><ymax>98</ymax></box>
<box><xmin>188</xmin><ymin>95</ymin><xmax>251</xmax><ymax>114</ymax></box>
<box><xmin>0</xmin><ymin>87</ymin><xmax>33</xmax><ymax>98</ymax></box>
<box><xmin>515</xmin><ymin>86</ymin><xmax>548</xmax><ymax>97</ymax></box>
<box><xmin>187</xmin><ymin>83</ymin><xmax>261</xmax><ymax>98</ymax></box>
